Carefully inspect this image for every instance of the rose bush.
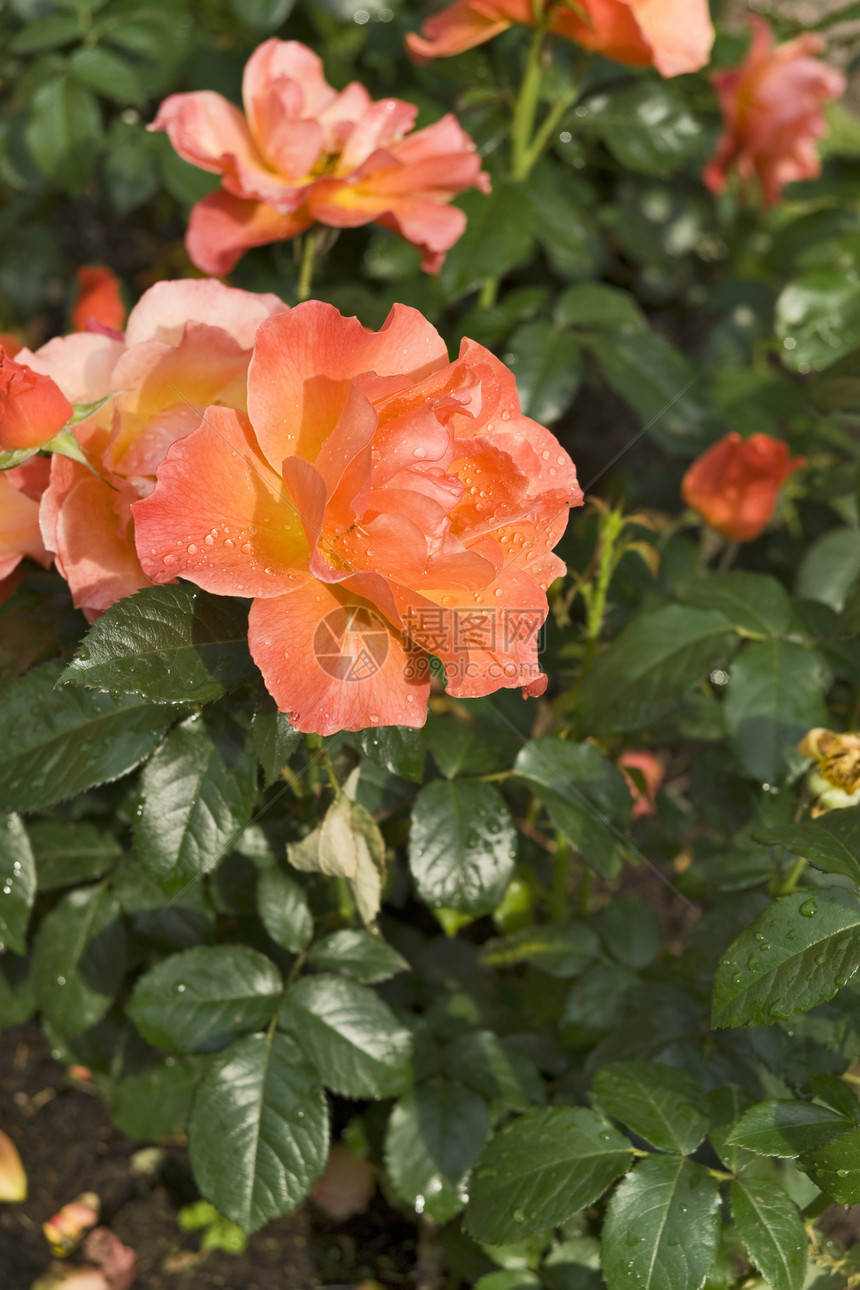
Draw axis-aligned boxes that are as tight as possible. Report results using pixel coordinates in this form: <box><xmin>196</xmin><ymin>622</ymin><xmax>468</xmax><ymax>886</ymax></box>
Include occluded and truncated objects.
<box><xmin>1</xmin><ymin>2</ymin><xmax>860</xmax><ymax>1287</ymax></box>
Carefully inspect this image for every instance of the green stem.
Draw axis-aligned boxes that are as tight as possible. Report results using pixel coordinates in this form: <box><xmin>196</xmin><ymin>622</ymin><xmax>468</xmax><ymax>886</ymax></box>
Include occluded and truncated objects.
<box><xmin>777</xmin><ymin>854</ymin><xmax>808</xmax><ymax>896</ymax></box>
<box><xmin>511</xmin><ymin>25</ymin><xmax>546</xmax><ymax>181</ymax></box>
<box><xmin>297</xmin><ymin>226</ymin><xmax>321</xmax><ymax>302</ymax></box>
<box><xmin>520</xmin><ymin>84</ymin><xmax>578</xmax><ymax>176</ymax></box>
<box><xmin>478</xmin><ymin>275</ymin><xmax>499</xmax><ymax>309</ymax></box>
<box><xmin>549</xmin><ymin>838</ymin><xmax>571</xmax><ymax>922</ymax></box>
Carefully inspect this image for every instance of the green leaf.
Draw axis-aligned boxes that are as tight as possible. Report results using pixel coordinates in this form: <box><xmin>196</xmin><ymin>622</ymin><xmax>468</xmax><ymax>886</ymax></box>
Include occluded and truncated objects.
<box><xmin>128</xmin><ymin>945</ymin><xmax>282</xmax><ymax>1054</ymax></box>
<box><xmin>800</xmin><ymin>1127</ymin><xmax>860</xmax><ymax>1203</ymax></box>
<box><xmin>251</xmin><ymin>697</ymin><xmax>300</xmax><ymax>788</ymax></box>
<box><xmin>0</xmin><ymin>815</ymin><xmax>36</xmax><ymax>955</ymax></box>
<box><xmin>112</xmin><ymin>853</ymin><xmax>213</xmax><ymax>951</ymax></box>
<box><xmin>757</xmin><ymin>809</ymin><xmax>860</xmax><ymax>886</ymax></box>
<box><xmin>385</xmin><ymin>1078</ymin><xmax>490</xmax><ymax>1224</ymax></box>
<box><xmin>29</xmin><ymin>820</ymin><xmax>121</xmax><ymax>891</ymax></box>
<box><xmin>579</xmin><ymin>607</ymin><xmax>735</xmax><ymax>736</ymax></box>
<box><xmin>480</xmin><ymin>922</ymin><xmax>600</xmax><ymax>978</ymax></box>
<box><xmin>514</xmin><ymin>739</ymin><xmax>630</xmax><ymax>879</ymax></box>
<box><xmin>554</xmin><ymin>282</ymin><xmax>646</xmax><ymax>333</ymax></box>
<box><xmin>592</xmin><ymin>1062</ymin><xmax>709</xmax><ymax>1155</ymax></box>
<box><xmin>707</xmin><ymin>1085</ymin><xmax>756</xmax><ymax>1175</ymax></box>
<box><xmin>465</xmin><ymin>1106</ymin><xmax>633</xmax><ymax>1244</ymax></box>
<box><xmin>777</xmin><ymin>272</ymin><xmax>860</xmax><ymax>373</ymax></box>
<box><xmin>61</xmin><ymin>585</ymin><xmax>252</xmax><ymax>704</ymax></box>
<box><xmin>505</xmin><ymin>322</ymin><xmax>582</xmax><ymax>424</ymax></box>
<box><xmin>111</xmin><ymin>1056</ymin><xmax>207</xmax><ymax>1139</ymax></box>
<box><xmin>599</xmin><ymin>896</ymin><xmax>661</xmax><ymax>969</ymax></box>
<box><xmin>602</xmin><ymin>1156</ymin><xmax>720</xmax><ymax>1290</ymax></box>
<box><xmin>585</xmin><ymin>331</ymin><xmax>702</xmax><ymax>446</ymax></box>
<box><xmin>440</xmin><ymin>185</ymin><xmax>535</xmax><ymax>299</ymax></box>
<box><xmin>712</xmin><ymin>889</ymin><xmax>860</xmax><ymax>1027</ymax></box>
<box><xmin>134</xmin><ymin>715</ymin><xmax>257</xmax><ymax>891</ymax></box>
<box><xmin>189</xmin><ymin>1032</ymin><xmax>328</xmax><ymax>1233</ymax></box>
<box><xmin>677</xmin><ymin>572</ymin><xmax>794</xmax><ymax>638</ymax></box>
<box><xmin>24</xmin><ymin>76</ymin><xmax>102</xmax><ymax>195</ymax></box>
<box><xmin>227</xmin><ymin>0</ymin><xmax>295</xmax><ymax>28</ymax></box>
<box><xmin>280</xmin><ymin>974</ymin><xmax>411</xmax><ymax>1100</ymax></box>
<box><xmin>0</xmin><ymin>957</ymin><xmax>36</xmax><ymax>1030</ymax></box>
<box><xmin>426</xmin><ymin>714</ymin><xmax>520</xmax><ymax>778</ymax></box>
<box><xmin>795</xmin><ymin>528</ymin><xmax>860</xmax><ymax>612</ymax></box>
<box><xmin>409</xmin><ymin>781</ymin><xmax>516</xmax><ymax>919</ymax></box>
<box><xmin>588</xmin><ymin>82</ymin><xmax>704</xmax><ymax>175</ymax></box>
<box><xmin>306</xmin><ymin>929</ymin><xmax>409</xmax><ymax>984</ymax></box>
<box><xmin>32</xmin><ymin>885</ymin><xmax>127</xmax><ymax>1037</ymax></box>
<box><xmin>443</xmin><ymin>1030</ymin><xmax>545</xmax><ymax>1110</ymax></box>
<box><xmin>358</xmin><ymin>725</ymin><xmax>427</xmax><ymax>783</ymax></box>
<box><xmin>723</xmin><ymin>640</ymin><xmax>828</xmax><ymax>783</ymax></box>
<box><xmin>257</xmin><ymin>868</ymin><xmax>312</xmax><ymax>953</ymax></box>
<box><xmin>9</xmin><ymin>13</ymin><xmax>82</xmax><ymax>52</ymax></box>
<box><xmin>730</xmin><ymin>1180</ymin><xmax>805</xmax><ymax>1290</ymax></box>
<box><xmin>726</xmin><ymin>1099</ymin><xmax>851</xmax><ymax>1158</ymax></box>
<box><xmin>70</xmin><ymin>47</ymin><xmax>141</xmax><ymax>104</ymax></box>
<box><xmin>526</xmin><ymin>162</ymin><xmax>604</xmax><ymax>280</ymax></box>
<box><xmin>0</xmin><ymin>663</ymin><xmax>175</xmax><ymax>812</ymax></box>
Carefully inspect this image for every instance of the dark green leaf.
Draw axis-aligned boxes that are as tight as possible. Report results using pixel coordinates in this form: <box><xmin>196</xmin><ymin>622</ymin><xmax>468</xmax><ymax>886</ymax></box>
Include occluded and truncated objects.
<box><xmin>466</xmin><ymin>1106</ymin><xmax>632</xmax><ymax>1244</ymax></box>
<box><xmin>795</xmin><ymin>528</ymin><xmax>860</xmax><ymax>612</ymax></box>
<box><xmin>128</xmin><ymin>945</ymin><xmax>282</xmax><ymax>1054</ymax></box>
<box><xmin>588</xmin><ymin>83</ymin><xmax>704</xmax><ymax>175</ymax></box>
<box><xmin>24</xmin><ymin>77</ymin><xmax>102</xmax><ymax>195</ymax></box>
<box><xmin>10</xmin><ymin>13</ymin><xmax>82</xmax><ymax>52</ymax></box>
<box><xmin>799</xmin><ymin>1126</ymin><xmax>860</xmax><ymax>1203</ymax></box>
<box><xmin>426</xmin><ymin>714</ymin><xmax>520</xmax><ymax>778</ymax></box>
<box><xmin>112</xmin><ymin>854</ymin><xmax>213</xmax><ymax>950</ymax></box>
<box><xmin>504</xmin><ymin>322</ymin><xmax>582</xmax><ymax>425</ymax></box>
<box><xmin>726</xmin><ymin>1099</ymin><xmax>851</xmax><ymax>1157</ymax></box>
<box><xmin>189</xmin><ymin>1032</ymin><xmax>328</xmax><ymax>1233</ymax></box>
<box><xmin>29</xmin><ymin>820</ymin><xmax>120</xmax><ymax>891</ymax></box>
<box><xmin>777</xmin><ymin>272</ymin><xmax>860</xmax><ymax>373</ymax></box>
<box><xmin>554</xmin><ymin>282</ymin><xmax>645</xmax><ymax>332</ymax></box>
<box><xmin>578</xmin><ymin>607</ymin><xmax>736</xmax><ymax>735</ymax></box>
<box><xmin>0</xmin><ymin>957</ymin><xmax>36</xmax><ymax>1030</ymax></box>
<box><xmin>0</xmin><ymin>664</ymin><xmax>174</xmax><ymax>812</ymax></box>
<box><xmin>723</xmin><ymin>640</ymin><xmax>828</xmax><ymax>783</ymax></box>
<box><xmin>443</xmin><ymin>1031</ymin><xmax>545</xmax><ymax>1110</ymax></box>
<box><xmin>280</xmin><ymin>974</ymin><xmax>412</xmax><ymax>1100</ymax></box>
<box><xmin>757</xmin><ymin>809</ymin><xmax>860</xmax><ymax>886</ymax></box>
<box><xmin>385</xmin><ymin>1077</ymin><xmax>490</xmax><ymax>1224</ymax></box>
<box><xmin>730</xmin><ymin>1180</ymin><xmax>805</xmax><ymax>1290</ymax></box>
<box><xmin>134</xmin><ymin>715</ymin><xmax>257</xmax><ymax>891</ymax></box>
<box><xmin>707</xmin><ymin>1085</ymin><xmax>756</xmax><ymax>1174</ymax></box>
<box><xmin>602</xmin><ymin>1156</ymin><xmax>720</xmax><ymax>1290</ymax></box>
<box><xmin>227</xmin><ymin>0</ymin><xmax>295</xmax><ymax>28</ymax></box>
<box><xmin>0</xmin><ymin>815</ymin><xmax>36</xmax><ymax>955</ymax></box>
<box><xmin>358</xmin><ymin>725</ymin><xmax>426</xmax><ymax>783</ymax></box>
<box><xmin>599</xmin><ymin>896</ymin><xmax>661</xmax><ymax>969</ymax></box>
<box><xmin>440</xmin><ymin>185</ymin><xmax>535</xmax><ymax>298</ymax></box>
<box><xmin>111</xmin><ymin>1056</ymin><xmax>207</xmax><ymax>1139</ymax></box>
<box><xmin>592</xmin><ymin>1062</ymin><xmax>709</xmax><ymax>1154</ymax></box>
<box><xmin>526</xmin><ymin>163</ymin><xmax>604</xmax><ymax>280</ymax></box>
<box><xmin>514</xmin><ymin>739</ymin><xmax>630</xmax><ymax>878</ymax></box>
<box><xmin>712</xmin><ymin>889</ymin><xmax>860</xmax><ymax>1027</ymax></box>
<box><xmin>677</xmin><ymin>572</ymin><xmax>794</xmax><ymax>638</ymax></box>
<box><xmin>257</xmin><ymin>868</ymin><xmax>312</xmax><ymax>953</ymax></box>
<box><xmin>61</xmin><ymin>585</ymin><xmax>252</xmax><ymax>704</ymax></box>
<box><xmin>306</xmin><ymin>929</ymin><xmax>409</xmax><ymax>984</ymax></box>
<box><xmin>585</xmin><ymin>332</ymin><xmax>702</xmax><ymax>445</ymax></box>
<box><xmin>32</xmin><ymin>885</ymin><xmax>126</xmax><ymax>1036</ymax></box>
<box><xmin>70</xmin><ymin>47</ymin><xmax>141</xmax><ymax>104</ymax></box>
<box><xmin>251</xmin><ymin>697</ymin><xmax>301</xmax><ymax>787</ymax></box>
<box><xmin>480</xmin><ymin>922</ymin><xmax>600</xmax><ymax>978</ymax></box>
<box><xmin>409</xmin><ymin>781</ymin><xmax>516</xmax><ymax>918</ymax></box>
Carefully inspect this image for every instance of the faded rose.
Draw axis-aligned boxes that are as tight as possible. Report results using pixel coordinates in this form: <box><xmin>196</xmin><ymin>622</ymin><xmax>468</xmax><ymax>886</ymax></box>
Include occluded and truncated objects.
<box><xmin>704</xmin><ymin>17</ymin><xmax>844</xmax><ymax>206</ymax></box>
<box><xmin>681</xmin><ymin>432</ymin><xmax>803</xmax><ymax>543</ymax></box>
<box><xmin>133</xmin><ymin>301</ymin><xmax>582</xmax><ymax>735</ymax></box>
<box><xmin>619</xmin><ymin>748</ymin><xmax>664</xmax><ymax>819</ymax></box>
<box><xmin>20</xmin><ymin>279</ymin><xmax>287</xmax><ymax>620</ymax></box>
<box><xmin>0</xmin><ymin>346</ymin><xmax>72</xmax><ymax>452</ymax></box>
<box><xmin>72</xmin><ymin>267</ymin><xmax>127</xmax><ymax>335</ymax></box>
<box><xmin>408</xmin><ymin>0</ymin><xmax>714</xmax><ymax>77</ymax></box>
<box><xmin>151</xmin><ymin>39</ymin><xmax>490</xmax><ymax>276</ymax></box>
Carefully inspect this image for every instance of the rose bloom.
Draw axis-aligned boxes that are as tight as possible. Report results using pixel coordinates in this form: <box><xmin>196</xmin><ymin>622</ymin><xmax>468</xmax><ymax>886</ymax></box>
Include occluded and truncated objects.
<box><xmin>681</xmin><ymin>432</ymin><xmax>803</xmax><ymax>543</ymax></box>
<box><xmin>19</xmin><ymin>280</ymin><xmax>286</xmax><ymax>620</ymax></box>
<box><xmin>151</xmin><ymin>39</ymin><xmax>490</xmax><ymax>277</ymax></box>
<box><xmin>0</xmin><ymin>460</ymin><xmax>51</xmax><ymax>603</ymax></box>
<box><xmin>0</xmin><ymin>346</ymin><xmax>72</xmax><ymax>452</ymax></box>
<box><xmin>72</xmin><ymin>266</ymin><xmax>127</xmax><ymax>335</ymax></box>
<box><xmin>704</xmin><ymin>17</ymin><xmax>845</xmax><ymax>206</ymax></box>
<box><xmin>618</xmin><ymin>748</ymin><xmax>664</xmax><ymax>819</ymax></box>
<box><xmin>133</xmin><ymin>301</ymin><xmax>582</xmax><ymax>735</ymax></box>
<box><xmin>408</xmin><ymin>0</ymin><xmax>714</xmax><ymax>77</ymax></box>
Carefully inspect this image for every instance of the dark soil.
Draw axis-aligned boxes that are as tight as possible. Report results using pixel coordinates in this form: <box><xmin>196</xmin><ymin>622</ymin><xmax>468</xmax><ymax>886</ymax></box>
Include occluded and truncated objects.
<box><xmin>0</xmin><ymin>1022</ymin><xmax>417</xmax><ymax>1290</ymax></box>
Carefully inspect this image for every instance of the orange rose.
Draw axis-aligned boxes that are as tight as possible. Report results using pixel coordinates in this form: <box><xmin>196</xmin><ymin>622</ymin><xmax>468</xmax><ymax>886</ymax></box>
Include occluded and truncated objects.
<box><xmin>133</xmin><ymin>301</ymin><xmax>582</xmax><ymax>734</ymax></box>
<box><xmin>0</xmin><ymin>346</ymin><xmax>73</xmax><ymax>452</ymax></box>
<box><xmin>704</xmin><ymin>17</ymin><xmax>845</xmax><ymax>206</ymax></box>
<box><xmin>151</xmin><ymin>40</ymin><xmax>490</xmax><ymax>276</ymax></box>
<box><xmin>71</xmin><ymin>266</ymin><xmax>127</xmax><ymax>335</ymax></box>
<box><xmin>681</xmin><ymin>432</ymin><xmax>804</xmax><ymax>543</ymax></box>
<box><xmin>21</xmin><ymin>279</ymin><xmax>287</xmax><ymax>620</ymax></box>
<box><xmin>408</xmin><ymin>0</ymin><xmax>714</xmax><ymax>77</ymax></box>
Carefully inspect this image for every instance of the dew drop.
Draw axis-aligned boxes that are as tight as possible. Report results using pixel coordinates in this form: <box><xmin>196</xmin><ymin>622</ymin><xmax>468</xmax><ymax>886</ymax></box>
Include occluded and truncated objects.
<box><xmin>187</xmin><ymin>543</ymin><xmax>198</xmax><ymax>555</ymax></box>
<box><xmin>56</xmin><ymin>976</ymin><xmax>66</xmax><ymax>986</ymax></box>
<box><xmin>176</xmin><ymin>983</ymin><xmax>186</xmax><ymax>993</ymax></box>
<box><xmin>799</xmin><ymin>897</ymin><xmax>818</xmax><ymax>918</ymax></box>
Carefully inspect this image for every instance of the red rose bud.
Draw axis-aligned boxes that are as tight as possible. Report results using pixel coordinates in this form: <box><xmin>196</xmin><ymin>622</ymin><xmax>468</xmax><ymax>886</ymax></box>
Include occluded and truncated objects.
<box><xmin>681</xmin><ymin>432</ymin><xmax>804</xmax><ymax>543</ymax></box>
<box><xmin>0</xmin><ymin>346</ymin><xmax>73</xmax><ymax>452</ymax></box>
<box><xmin>0</xmin><ymin>1128</ymin><xmax>27</xmax><ymax>1202</ymax></box>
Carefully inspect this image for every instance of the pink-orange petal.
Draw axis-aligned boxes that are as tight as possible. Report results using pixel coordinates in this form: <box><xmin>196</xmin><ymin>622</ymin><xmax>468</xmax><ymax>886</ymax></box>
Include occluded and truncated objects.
<box><xmin>55</xmin><ymin>473</ymin><xmax>149</xmax><ymax>619</ymax></box>
<box><xmin>186</xmin><ymin>191</ymin><xmax>312</xmax><ymax>276</ymax></box>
